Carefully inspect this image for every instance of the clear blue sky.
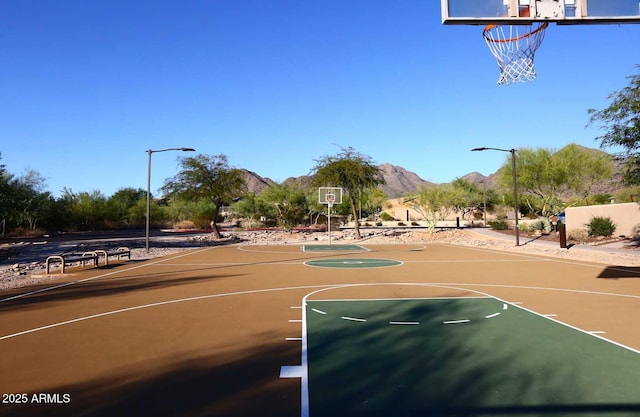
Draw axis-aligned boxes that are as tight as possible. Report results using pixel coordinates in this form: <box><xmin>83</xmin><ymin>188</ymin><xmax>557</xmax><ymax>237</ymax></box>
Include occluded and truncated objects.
<box><xmin>1</xmin><ymin>0</ymin><xmax>639</xmax><ymax>198</ymax></box>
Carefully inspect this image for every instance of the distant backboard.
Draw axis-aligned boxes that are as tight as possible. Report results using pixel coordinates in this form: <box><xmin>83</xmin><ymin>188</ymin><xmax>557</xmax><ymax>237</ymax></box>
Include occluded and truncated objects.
<box><xmin>442</xmin><ymin>0</ymin><xmax>640</xmax><ymax>24</ymax></box>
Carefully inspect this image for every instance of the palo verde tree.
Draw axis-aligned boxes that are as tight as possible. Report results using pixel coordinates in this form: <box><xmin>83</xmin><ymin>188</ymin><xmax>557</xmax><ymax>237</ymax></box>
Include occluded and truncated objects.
<box><xmin>588</xmin><ymin>65</ymin><xmax>640</xmax><ymax>185</ymax></box>
<box><xmin>497</xmin><ymin>144</ymin><xmax>614</xmax><ymax>218</ymax></box>
<box><xmin>311</xmin><ymin>147</ymin><xmax>384</xmax><ymax>239</ymax></box>
<box><xmin>406</xmin><ymin>184</ymin><xmax>464</xmax><ymax>233</ymax></box>
<box><xmin>161</xmin><ymin>154</ymin><xmax>246</xmax><ymax>238</ymax></box>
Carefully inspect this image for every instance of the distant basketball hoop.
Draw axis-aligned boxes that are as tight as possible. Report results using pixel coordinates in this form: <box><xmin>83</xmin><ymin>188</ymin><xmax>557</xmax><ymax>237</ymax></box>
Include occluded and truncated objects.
<box><xmin>326</xmin><ymin>194</ymin><xmax>335</xmax><ymax>208</ymax></box>
<box><xmin>318</xmin><ymin>187</ymin><xmax>343</xmax><ymax>246</ymax></box>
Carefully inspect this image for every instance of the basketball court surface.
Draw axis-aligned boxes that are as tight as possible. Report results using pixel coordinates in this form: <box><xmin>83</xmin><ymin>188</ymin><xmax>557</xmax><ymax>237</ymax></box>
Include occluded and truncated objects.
<box><xmin>1</xmin><ymin>241</ymin><xmax>640</xmax><ymax>416</ymax></box>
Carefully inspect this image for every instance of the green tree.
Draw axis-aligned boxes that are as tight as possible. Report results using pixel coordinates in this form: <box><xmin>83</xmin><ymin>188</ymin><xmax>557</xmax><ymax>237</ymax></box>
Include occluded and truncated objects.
<box><xmin>164</xmin><ymin>198</ymin><xmax>217</xmax><ymax>229</ymax></box>
<box><xmin>588</xmin><ymin>66</ymin><xmax>640</xmax><ymax>185</ymax></box>
<box><xmin>231</xmin><ymin>192</ymin><xmax>273</xmax><ymax>229</ymax></box>
<box><xmin>554</xmin><ymin>144</ymin><xmax>613</xmax><ymax>204</ymax></box>
<box><xmin>450</xmin><ymin>178</ymin><xmax>498</xmax><ymax>220</ymax></box>
<box><xmin>106</xmin><ymin>188</ymin><xmax>147</xmax><ymax>225</ymax></box>
<box><xmin>407</xmin><ymin>184</ymin><xmax>463</xmax><ymax>233</ymax></box>
<box><xmin>68</xmin><ymin>190</ymin><xmax>108</xmax><ymax>230</ymax></box>
<box><xmin>161</xmin><ymin>154</ymin><xmax>246</xmax><ymax>238</ymax></box>
<box><xmin>311</xmin><ymin>147</ymin><xmax>384</xmax><ymax>239</ymax></box>
<box><xmin>359</xmin><ymin>187</ymin><xmax>388</xmax><ymax>220</ymax></box>
<box><xmin>260</xmin><ymin>183</ymin><xmax>308</xmax><ymax>229</ymax></box>
<box><xmin>497</xmin><ymin>145</ymin><xmax>614</xmax><ymax>219</ymax></box>
<box><xmin>128</xmin><ymin>197</ymin><xmax>165</xmax><ymax>227</ymax></box>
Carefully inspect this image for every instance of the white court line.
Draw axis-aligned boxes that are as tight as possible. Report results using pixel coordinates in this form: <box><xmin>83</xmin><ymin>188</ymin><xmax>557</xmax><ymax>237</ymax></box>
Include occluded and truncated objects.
<box><xmin>443</xmin><ymin>319</ymin><xmax>471</xmax><ymax>324</ymax></box>
<box><xmin>341</xmin><ymin>316</ymin><xmax>366</xmax><ymax>322</ymax></box>
<box><xmin>485</xmin><ymin>313</ymin><xmax>501</xmax><ymax>319</ymax></box>
<box><xmin>286</xmin><ymin>337</ymin><xmax>303</xmax><ymax>341</ymax></box>
<box><xmin>311</xmin><ymin>308</ymin><xmax>326</xmax><ymax>315</ymax></box>
<box><xmin>310</xmin><ymin>296</ymin><xmax>488</xmax><ymax>302</ymax></box>
<box><xmin>289</xmin><ymin>319</ymin><xmax>302</xmax><ymax>323</ymax></box>
<box><xmin>389</xmin><ymin>321</ymin><xmax>419</xmax><ymax>325</ymax></box>
<box><xmin>280</xmin><ymin>365</ymin><xmax>304</xmax><ymax>378</ymax></box>
<box><xmin>0</xmin><ymin>284</ymin><xmax>330</xmax><ymax>341</ymax></box>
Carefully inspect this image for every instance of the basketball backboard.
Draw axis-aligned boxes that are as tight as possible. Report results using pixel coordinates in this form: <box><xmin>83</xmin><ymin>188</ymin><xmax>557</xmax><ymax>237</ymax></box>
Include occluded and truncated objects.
<box><xmin>442</xmin><ymin>0</ymin><xmax>640</xmax><ymax>24</ymax></box>
<box><xmin>318</xmin><ymin>187</ymin><xmax>343</xmax><ymax>206</ymax></box>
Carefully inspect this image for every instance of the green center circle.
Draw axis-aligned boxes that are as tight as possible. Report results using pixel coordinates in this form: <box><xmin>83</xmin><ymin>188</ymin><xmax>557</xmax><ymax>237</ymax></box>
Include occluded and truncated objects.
<box><xmin>304</xmin><ymin>258</ymin><xmax>402</xmax><ymax>269</ymax></box>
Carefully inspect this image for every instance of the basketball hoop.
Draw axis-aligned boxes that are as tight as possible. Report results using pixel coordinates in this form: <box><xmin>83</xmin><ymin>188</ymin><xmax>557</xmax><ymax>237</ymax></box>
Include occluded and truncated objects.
<box><xmin>326</xmin><ymin>194</ymin><xmax>335</xmax><ymax>209</ymax></box>
<box><xmin>483</xmin><ymin>22</ymin><xmax>548</xmax><ymax>85</ymax></box>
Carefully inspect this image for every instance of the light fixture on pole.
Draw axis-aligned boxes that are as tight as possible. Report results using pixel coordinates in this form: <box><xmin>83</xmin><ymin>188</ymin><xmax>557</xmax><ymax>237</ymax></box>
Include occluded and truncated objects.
<box><xmin>146</xmin><ymin>147</ymin><xmax>196</xmax><ymax>251</ymax></box>
<box><xmin>471</xmin><ymin>147</ymin><xmax>520</xmax><ymax>246</ymax></box>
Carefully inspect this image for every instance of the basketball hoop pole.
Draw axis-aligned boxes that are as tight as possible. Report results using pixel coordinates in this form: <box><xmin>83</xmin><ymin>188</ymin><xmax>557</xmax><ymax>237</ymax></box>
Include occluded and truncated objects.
<box><xmin>328</xmin><ymin>202</ymin><xmax>332</xmax><ymax>246</ymax></box>
<box><xmin>318</xmin><ymin>187</ymin><xmax>341</xmax><ymax>246</ymax></box>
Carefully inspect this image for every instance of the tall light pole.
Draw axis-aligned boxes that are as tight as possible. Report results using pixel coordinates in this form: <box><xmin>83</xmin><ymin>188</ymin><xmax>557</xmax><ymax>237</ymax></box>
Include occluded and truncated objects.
<box><xmin>471</xmin><ymin>147</ymin><xmax>520</xmax><ymax>246</ymax></box>
<box><xmin>146</xmin><ymin>147</ymin><xmax>196</xmax><ymax>251</ymax></box>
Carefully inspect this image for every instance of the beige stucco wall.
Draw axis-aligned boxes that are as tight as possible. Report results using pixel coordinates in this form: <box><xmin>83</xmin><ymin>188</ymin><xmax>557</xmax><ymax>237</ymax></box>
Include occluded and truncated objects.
<box><xmin>565</xmin><ymin>202</ymin><xmax>640</xmax><ymax>237</ymax></box>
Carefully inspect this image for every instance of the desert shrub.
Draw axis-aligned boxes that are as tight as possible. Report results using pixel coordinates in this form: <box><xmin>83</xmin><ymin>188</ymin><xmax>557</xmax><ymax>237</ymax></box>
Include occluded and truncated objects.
<box><xmin>380</xmin><ymin>212</ymin><xmax>394</xmax><ymax>221</ymax></box>
<box><xmin>397</xmin><ymin>222</ymin><xmax>406</xmax><ymax>226</ymax></box>
<box><xmin>411</xmin><ymin>221</ymin><xmax>420</xmax><ymax>226</ymax></box>
<box><xmin>518</xmin><ymin>223</ymin><xmax>531</xmax><ymax>232</ymax></box>
<box><xmin>488</xmin><ymin>220</ymin><xmax>509</xmax><ymax>230</ymax></box>
<box><xmin>586</xmin><ymin>216</ymin><xmax>616</xmax><ymax>237</ymax></box>
<box><xmin>375</xmin><ymin>222</ymin><xmax>382</xmax><ymax>227</ymax></box>
<box><xmin>473</xmin><ymin>212</ymin><xmax>484</xmax><ymax>220</ymax></box>
<box><xmin>529</xmin><ymin>219</ymin><xmax>552</xmax><ymax>233</ymax></box>
<box><xmin>173</xmin><ymin>220</ymin><xmax>196</xmax><ymax>230</ymax></box>
<box><xmin>568</xmin><ymin>228</ymin><xmax>589</xmax><ymax>242</ymax></box>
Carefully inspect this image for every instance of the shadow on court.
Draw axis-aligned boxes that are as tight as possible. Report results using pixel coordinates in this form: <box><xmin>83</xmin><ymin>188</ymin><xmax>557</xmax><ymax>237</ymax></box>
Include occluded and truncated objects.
<box><xmin>0</xmin><ymin>336</ymin><xmax>300</xmax><ymax>417</ymax></box>
<box><xmin>0</xmin><ymin>271</ymin><xmax>245</xmax><ymax>312</ymax></box>
<box><xmin>598</xmin><ymin>266</ymin><xmax>640</xmax><ymax>279</ymax></box>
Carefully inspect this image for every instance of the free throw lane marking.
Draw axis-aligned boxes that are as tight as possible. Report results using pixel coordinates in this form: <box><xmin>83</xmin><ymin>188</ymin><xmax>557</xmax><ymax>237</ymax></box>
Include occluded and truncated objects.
<box><xmin>341</xmin><ymin>316</ymin><xmax>366</xmax><ymax>322</ymax></box>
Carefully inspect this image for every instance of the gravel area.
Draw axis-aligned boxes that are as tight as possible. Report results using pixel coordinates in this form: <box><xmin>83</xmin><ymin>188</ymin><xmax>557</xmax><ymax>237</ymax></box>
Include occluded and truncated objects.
<box><xmin>1</xmin><ymin>229</ymin><xmax>638</xmax><ymax>292</ymax></box>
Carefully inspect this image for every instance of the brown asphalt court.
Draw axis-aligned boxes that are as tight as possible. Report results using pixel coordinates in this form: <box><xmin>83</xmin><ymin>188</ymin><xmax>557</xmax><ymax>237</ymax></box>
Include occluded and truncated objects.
<box><xmin>1</xmin><ymin>242</ymin><xmax>639</xmax><ymax>416</ymax></box>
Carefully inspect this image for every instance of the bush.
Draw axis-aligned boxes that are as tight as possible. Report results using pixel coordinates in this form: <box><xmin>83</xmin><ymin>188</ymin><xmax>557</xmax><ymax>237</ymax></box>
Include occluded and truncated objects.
<box><xmin>488</xmin><ymin>220</ymin><xmax>509</xmax><ymax>230</ymax></box>
<box><xmin>568</xmin><ymin>228</ymin><xmax>589</xmax><ymax>242</ymax></box>
<box><xmin>529</xmin><ymin>219</ymin><xmax>552</xmax><ymax>234</ymax></box>
<box><xmin>411</xmin><ymin>221</ymin><xmax>420</xmax><ymax>226</ymax></box>
<box><xmin>518</xmin><ymin>223</ymin><xmax>531</xmax><ymax>232</ymax></box>
<box><xmin>587</xmin><ymin>216</ymin><xmax>616</xmax><ymax>237</ymax></box>
<box><xmin>380</xmin><ymin>212</ymin><xmax>394</xmax><ymax>221</ymax></box>
<box><xmin>397</xmin><ymin>222</ymin><xmax>406</xmax><ymax>226</ymax></box>
<box><xmin>173</xmin><ymin>220</ymin><xmax>197</xmax><ymax>230</ymax></box>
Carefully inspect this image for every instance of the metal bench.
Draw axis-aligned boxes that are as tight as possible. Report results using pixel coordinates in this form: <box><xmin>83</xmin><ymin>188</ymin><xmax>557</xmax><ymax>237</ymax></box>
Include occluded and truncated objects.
<box><xmin>45</xmin><ymin>251</ymin><xmax>100</xmax><ymax>274</ymax></box>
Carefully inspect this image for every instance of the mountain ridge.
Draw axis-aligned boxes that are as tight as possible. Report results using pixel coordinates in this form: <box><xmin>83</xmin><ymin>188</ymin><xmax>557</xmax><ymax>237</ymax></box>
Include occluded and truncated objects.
<box><xmin>242</xmin><ymin>146</ymin><xmax>623</xmax><ymax>198</ymax></box>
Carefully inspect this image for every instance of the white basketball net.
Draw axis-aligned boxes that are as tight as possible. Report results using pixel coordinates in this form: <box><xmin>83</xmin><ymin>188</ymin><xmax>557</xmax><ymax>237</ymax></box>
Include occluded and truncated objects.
<box><xmin>483</xmin><ymin>23</ymin><xmax>548</xmax><ymax>85</ymax></box>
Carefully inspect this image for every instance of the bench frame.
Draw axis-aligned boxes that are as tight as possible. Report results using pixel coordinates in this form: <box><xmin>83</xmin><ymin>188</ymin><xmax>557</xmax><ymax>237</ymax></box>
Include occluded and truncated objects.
<box><xmin>45</xmin><ymin>247</ymin><xmax>131</xmax><ymax>274</ymax></box>
<box><xmin>94</xmin><ymin>247</ymin><xmax>131</xmax><ymax>265</ymax></box>
<box><xmin>46</xmin><ymin>252</ymin><xmax>99</xmax><ymax>274</ymax></box>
